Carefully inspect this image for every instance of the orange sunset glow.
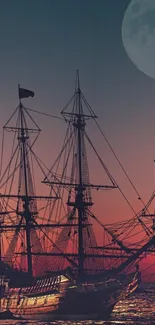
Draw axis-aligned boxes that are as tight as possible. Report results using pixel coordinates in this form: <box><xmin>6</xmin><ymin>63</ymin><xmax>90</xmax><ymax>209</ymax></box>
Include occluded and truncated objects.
<box><xmin>2</xmin><ymin>1</ymin><xmax>155</xmax><ymax>322</ymax></box>
<box><xmin>0</xmin><ymin>78</ymin><xmax>154</xmax><ymax>282</ymax></box>
<box><xmin>0</xmin><ymin>0</ymin><xmax>155</xmax><ymax>286</ymax></box>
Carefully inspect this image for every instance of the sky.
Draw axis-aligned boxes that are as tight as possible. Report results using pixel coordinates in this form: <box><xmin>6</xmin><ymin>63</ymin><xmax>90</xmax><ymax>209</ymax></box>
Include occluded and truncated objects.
<box><xmin>1</xmin><ymin>0</ymin><xmax>155</xmax><ymax>213</ymax></box>
<box><xmin>1</xmin><ymin>0</ymin><xmax>155</xmax><ymax>275</ymax></box>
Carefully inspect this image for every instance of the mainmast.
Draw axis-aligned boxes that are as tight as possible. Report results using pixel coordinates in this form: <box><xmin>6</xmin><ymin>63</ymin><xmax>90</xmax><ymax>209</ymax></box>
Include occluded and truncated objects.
<box><xmin>74</xmin><ymin>73</ymin><xmax>85</xmax><ymax>277</ymax></box>
<box><xmin>43</xmin><ymin>71</ymin><xmax>118</xmax><ymax>278</ymax></box>
<box><xmin>66</xmin><ymin>71</ymin><xmax>95</xmax><ymax>277</ymax></box>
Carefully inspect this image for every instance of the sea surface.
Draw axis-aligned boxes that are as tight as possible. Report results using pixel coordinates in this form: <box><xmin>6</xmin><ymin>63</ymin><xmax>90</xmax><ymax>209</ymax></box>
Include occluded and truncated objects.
<box><xmin>1</xmin><ymin>287</ymin><xmax>155</xmax><ymax>325</ymax></box>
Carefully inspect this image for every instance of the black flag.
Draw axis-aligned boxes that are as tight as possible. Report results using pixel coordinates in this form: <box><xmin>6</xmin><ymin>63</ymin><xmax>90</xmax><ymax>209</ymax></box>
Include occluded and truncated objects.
<box><xmin>19</xmin><ymin>87</ymin><xmax>34</xmax><ymax>99</ymax></box>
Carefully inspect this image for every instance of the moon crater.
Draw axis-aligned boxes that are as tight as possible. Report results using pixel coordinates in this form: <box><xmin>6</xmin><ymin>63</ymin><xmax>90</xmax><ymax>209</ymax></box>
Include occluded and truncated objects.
<box><xmin>122</xmin><ymin>0</ymin><xmax>155</xmax><ymax>79</ymax></box>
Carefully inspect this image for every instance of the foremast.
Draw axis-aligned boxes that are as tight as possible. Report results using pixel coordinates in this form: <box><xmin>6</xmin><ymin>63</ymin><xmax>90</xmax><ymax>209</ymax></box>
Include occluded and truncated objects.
<box><xmin>0</xmin><ymin>86</ymin><xmax>58</xmax><ymax>279</ymax></box>
<box><xmin>19</xmin><ymin>100</ymin><xmax>33</xmax><ymax>278</ymax></box>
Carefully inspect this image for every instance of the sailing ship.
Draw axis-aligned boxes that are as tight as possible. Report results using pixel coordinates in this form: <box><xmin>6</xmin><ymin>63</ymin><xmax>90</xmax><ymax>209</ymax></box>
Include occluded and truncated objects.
<box><xmin>0</xmin><ymin>74</ymin><xmax>145</xmax><ymax>320</ymax></box>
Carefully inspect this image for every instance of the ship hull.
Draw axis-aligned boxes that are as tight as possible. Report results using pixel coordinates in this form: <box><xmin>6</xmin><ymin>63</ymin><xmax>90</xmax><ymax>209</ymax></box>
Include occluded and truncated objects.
<box><xmin>12</xmin><ymin>305</ymin><xmax>116</xmax><ymax>321</ymax></box>
<box><xmin>0</xmin><ymin>310</ymin><xmax>15</xmax><ymax>320</ymax></box>
<box><xmin>1</xmin><ymin>282</ymin><xmax>124</xmax><ymax>320</ymax></box>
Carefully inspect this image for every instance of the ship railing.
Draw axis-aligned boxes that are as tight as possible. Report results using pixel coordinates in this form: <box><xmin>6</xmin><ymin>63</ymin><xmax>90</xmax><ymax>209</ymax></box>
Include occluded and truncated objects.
<box><xmin>15</xmin><ymin>274</ymin><xmax>68</xmax><ymax>297</ymax></box>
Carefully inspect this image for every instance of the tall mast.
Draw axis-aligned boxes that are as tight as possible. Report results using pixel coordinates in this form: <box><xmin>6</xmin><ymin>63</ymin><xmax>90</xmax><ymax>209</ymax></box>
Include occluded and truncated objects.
<box><xmin>19</xmin><ymin>102</ymin><xmax>33</xmax><ymax>278</ymax></box>
<box><xmin>0</xmin><ymin>86</ymin><xmax>61</xmax><ymax>277</ymax></box>
<box><xmin>76</xmin><ymin>72</ymin><xmax>84</xmax><ymax>277</ymax></box>
<box><xmin>43</xmin><ymin>71</ymin><xmax>119</xmax><ymax>276</ymax></box>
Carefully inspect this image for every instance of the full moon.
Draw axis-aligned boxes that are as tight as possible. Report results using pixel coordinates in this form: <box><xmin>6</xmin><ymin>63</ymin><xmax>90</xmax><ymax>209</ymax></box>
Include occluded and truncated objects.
<box><xmin>122</xmin><ymin>0</ymin><xmax>155</xmax><ymax>79</ymax></box>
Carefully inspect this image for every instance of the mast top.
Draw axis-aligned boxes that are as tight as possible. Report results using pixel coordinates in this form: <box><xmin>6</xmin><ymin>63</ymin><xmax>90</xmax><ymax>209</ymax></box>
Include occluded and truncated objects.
<box><xmin>76</xmin><ymin>70</ymin><xmax>80</xmax><ymax>92</ymax></box>
<box><xmin>61</xmin><ymin>70</ymin><xmax>97</xmax><ymax>121</ymax></box>
<box><xmin>18</xmin><ymin>85</ymin><xmax>35</xmax><ymax>106</ymax></box>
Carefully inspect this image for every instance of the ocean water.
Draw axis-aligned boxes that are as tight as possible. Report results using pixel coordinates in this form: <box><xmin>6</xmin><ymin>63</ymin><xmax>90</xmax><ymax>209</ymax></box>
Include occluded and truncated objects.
<box><xmin>1</xmin><ymin>290</ymin><xmax>155</xmax><ymax>325</ymax></box>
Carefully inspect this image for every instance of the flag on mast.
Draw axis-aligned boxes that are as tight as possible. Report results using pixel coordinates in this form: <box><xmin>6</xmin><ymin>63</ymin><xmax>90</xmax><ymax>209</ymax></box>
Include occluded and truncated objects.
<box><xmin>18</xmin><ymin>87</ymin><xmax>34</xmax><ymax>99</ymax></box>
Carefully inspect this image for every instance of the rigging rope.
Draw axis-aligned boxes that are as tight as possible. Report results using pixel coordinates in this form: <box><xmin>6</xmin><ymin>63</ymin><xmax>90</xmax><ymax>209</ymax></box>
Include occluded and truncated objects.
<box><xmin>94</xmin><ymin>119</ymin><xmax>145</xmax><ymax>205</ymax></box>
<box><xmin>81</xmin><ymin>92</ymin><xmax>148</xmax><ymax>211</ymax></box>
<box><xmin>25</xmin><ymin>107</ymin><xmax>65</xmax><ymax>121</ymax></box>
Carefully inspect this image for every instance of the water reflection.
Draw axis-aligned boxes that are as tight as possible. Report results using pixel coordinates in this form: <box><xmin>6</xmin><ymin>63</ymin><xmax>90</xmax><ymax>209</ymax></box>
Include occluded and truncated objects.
<box><xmin>1</xmin><ymin>290</ymin><xmax>155</xmax><ymax>325</ymax></box>
<box><xmin>112</xmin><ymin>290</ymin><xmax>155</xmax><ymax>324</ymax></box>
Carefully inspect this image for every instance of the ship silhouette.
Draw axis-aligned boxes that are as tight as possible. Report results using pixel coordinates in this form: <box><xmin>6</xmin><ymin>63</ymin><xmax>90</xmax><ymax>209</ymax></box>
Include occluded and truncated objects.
<box><xmin>0</xmin><ymin>73</ymin><xmax>143</xmax><ymax>320</ymax></box>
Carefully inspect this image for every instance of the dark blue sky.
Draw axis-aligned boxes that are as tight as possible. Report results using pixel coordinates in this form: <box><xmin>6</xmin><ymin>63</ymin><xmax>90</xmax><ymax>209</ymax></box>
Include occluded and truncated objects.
<box><xmin>0</xmin><ymin>0</ymin><xmax>132</xmax><ymax>109</ymax></box>
<box><xmin>1</xmin><ymin>0</ymin><xmax>155</xmax><ymax>215</ymax></box>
